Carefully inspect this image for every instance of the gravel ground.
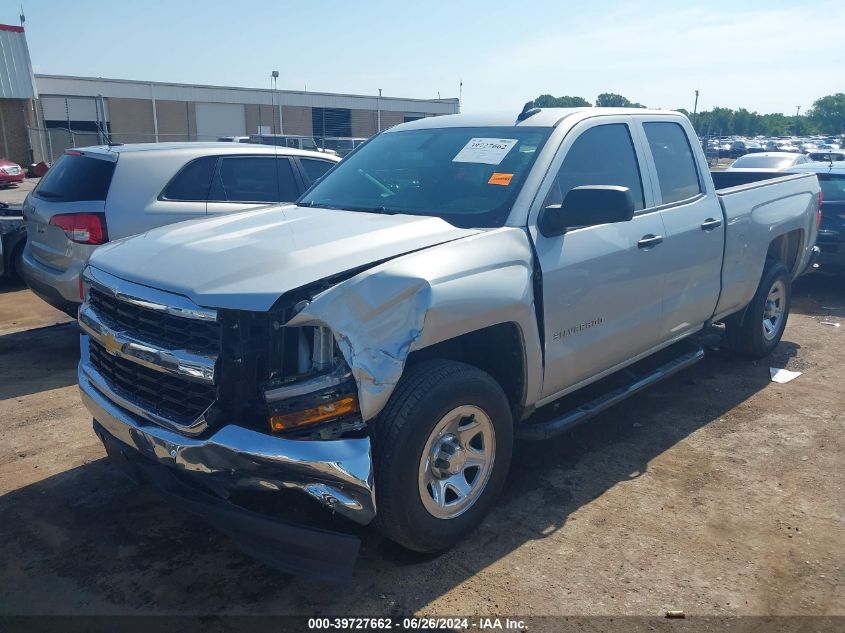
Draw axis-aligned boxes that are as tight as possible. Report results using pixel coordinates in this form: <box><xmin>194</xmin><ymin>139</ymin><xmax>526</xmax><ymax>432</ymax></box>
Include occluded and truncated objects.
<box><xmin>0</xmin><ymin>275</ymin><xmax>842</xmax><ymax>618</ymax></box>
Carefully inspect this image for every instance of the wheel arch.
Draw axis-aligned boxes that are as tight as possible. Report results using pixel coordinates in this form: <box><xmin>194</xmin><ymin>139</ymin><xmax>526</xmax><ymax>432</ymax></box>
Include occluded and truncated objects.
<box><xmin>766</xmin><ymin>229</ymin><xmax>803</xmax><ymax>277</ymax></box>
<box><xmin>406</xmin><ymin>322</ymin><xmax>529</xmax><ymax>420</ymax></box>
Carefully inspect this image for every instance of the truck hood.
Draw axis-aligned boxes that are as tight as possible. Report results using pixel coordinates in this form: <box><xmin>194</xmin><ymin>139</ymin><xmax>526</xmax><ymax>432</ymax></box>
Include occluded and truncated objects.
<box><xmin>89</xmin><ymin>205</ymin><xmax>480</xmax><ymax>311</ymax></box>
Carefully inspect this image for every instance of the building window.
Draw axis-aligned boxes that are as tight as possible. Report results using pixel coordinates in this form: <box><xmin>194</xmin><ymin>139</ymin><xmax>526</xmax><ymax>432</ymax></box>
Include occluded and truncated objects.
<box><xmin>312</xmin><ymin>107</ymin><xmax>352</xmax><ymax>137</ymax></box>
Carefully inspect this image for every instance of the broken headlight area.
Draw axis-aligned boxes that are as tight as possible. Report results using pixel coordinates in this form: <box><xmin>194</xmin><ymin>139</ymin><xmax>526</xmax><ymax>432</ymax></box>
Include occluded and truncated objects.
<box><xmin>212</xmin><ymin>309</ymin><xmax>363</xmax><ymax>439</ymax></box>
<box><xmin>262</xmin><ymin>324</ymin><xmax>363</xmax><ymax>438</ymax></box>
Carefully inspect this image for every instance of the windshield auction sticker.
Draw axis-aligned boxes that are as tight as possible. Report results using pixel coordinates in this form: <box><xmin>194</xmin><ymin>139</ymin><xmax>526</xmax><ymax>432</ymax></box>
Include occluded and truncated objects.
<box><xmin>488</xmin><ymin>172</ymin><xmax>514</xmax><ymax>186</ymax></box>
<box><xmin>453</xmin><ymin>138</ymin><xmax>518</xmax><ymax>165</ymax></box>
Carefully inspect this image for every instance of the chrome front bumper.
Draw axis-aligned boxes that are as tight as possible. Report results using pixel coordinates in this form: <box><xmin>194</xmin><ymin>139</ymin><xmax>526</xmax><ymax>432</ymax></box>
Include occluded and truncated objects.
<box><xmin>79</xmin><ymin>354</ymin><xmax>376</xmax><ymax>525</ymax></box>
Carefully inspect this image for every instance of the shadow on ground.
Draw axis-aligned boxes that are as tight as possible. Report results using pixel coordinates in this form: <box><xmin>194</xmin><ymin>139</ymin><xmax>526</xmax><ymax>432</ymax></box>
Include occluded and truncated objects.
<box><xmin>0</xmin><ymin>277</ymin><xmax>25</xmax><ymax>295</ymax></box>
<box><xmin>0</xmin><ymin>340</ymin><xmax>780</xmax><ymax>616</ymax></box>
<box><xmin>791</xmin><ymin>274</ymin><xmax>845</xmax><ymax>317</ymax></box>
<box><xmin>0</xmin><ymin>322</ymin><xmax>79</xmax><ymax>400</ymax></box>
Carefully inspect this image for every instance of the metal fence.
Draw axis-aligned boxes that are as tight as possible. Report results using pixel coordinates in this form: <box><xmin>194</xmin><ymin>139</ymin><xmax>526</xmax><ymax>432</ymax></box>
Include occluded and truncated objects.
<box><xmin>27</xmin><ymin>127</ymin><xmax>369</xmax><ymax>164</ymax></box>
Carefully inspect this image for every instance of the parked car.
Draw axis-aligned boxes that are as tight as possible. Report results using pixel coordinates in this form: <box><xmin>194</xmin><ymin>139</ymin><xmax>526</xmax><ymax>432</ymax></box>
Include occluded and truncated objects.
<box><xmin>808</xmin><ymin>150</ymin><xmax>845</xmax><ymax>162</ymax></box>
<box><xmin>0</xmin><ymin>203</ymin><xmax>26</xmax><ymax>280</ymax></box>
<box><xmin>727</xmin><ymin>139</ymin><xmax>764</xmax><ymax>158</ymax></box>
<box><xmin>77</xmin><ymin>107</ymin><xmax>819</xmax><ymax>581</ymax></box>
<box><xmin>321</xmin><ymin>137</ymin><xmax>368</xmax><ymax>157</ymax></box>
<box><xmin>727</xmin><ymin>151</ymin><xmax>812</xmax><ymax>171</ymax></box>
<box><xmin>217</xmin><ymin>136</ymin><xmax>252</xmax><ymax>143</ymax></box>
<box><xmin>790</xmin><ymin>162</ymin><xmax>845</xmax><ymax>273</ymax></box>
<box><xmin>21</xmin><ymin>143</ymin><xmax>340</xmax><ymax>315</ymax></box>
<box><xmin>249</xmin><ymin>134</ymin><xmax>339</xmax><ymax>156</ymax></box>
<box><xmin>0</xmin><ymin>159</ymin><xmax>25</xmax><ymax>186</ymax></box>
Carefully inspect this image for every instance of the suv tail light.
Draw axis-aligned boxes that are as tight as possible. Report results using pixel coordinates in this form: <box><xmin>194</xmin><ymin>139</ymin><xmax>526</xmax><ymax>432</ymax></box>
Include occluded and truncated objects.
<box><xmin>817</xmin><ymin>190</ymin><xmax>823</xmax><ymax>228</ymax></box>
<box><xmin>49</xmin><ymin>213</ymin><xmax>108</xmax><ymax>245</ymax></box>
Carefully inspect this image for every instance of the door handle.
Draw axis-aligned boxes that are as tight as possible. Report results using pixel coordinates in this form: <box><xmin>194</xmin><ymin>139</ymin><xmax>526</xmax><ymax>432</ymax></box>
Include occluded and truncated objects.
<box><xmin>638</xmin><ymin>234</ymin><xmax>664</xmax><ymax>249</ymax></box>
<box><xmin>701</xmin><ymin>218</ymin><xmax>722</xmax><ymax>231</ymax></box>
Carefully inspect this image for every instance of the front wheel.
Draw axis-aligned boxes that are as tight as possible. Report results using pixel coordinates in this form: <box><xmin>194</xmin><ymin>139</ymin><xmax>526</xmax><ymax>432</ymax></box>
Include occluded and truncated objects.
<box><xmin>726</xmin><ymin>259</ymin><xmax>792</xmax><ymax>359</ymax></box>
<box><xmin>371</xmin><ymin>360</ymin><xmax>513</xmax><ymax>553</ymax></box>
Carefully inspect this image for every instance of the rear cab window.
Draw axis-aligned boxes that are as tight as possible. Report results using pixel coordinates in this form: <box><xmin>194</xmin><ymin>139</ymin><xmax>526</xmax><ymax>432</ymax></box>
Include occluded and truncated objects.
<box><xmin>818</xmin><ymin>174</ymin><xmax>845</xmax><ymax>202</ymax></box>
<box><xmin>643</xmin><ymin>122</ymin><xmax>703</xmax><ymax>204</ymax></box>
<box><xmin>34</xmin><ymin>153</ymin><xmax>116</xmax><ymax>202</ymax></box>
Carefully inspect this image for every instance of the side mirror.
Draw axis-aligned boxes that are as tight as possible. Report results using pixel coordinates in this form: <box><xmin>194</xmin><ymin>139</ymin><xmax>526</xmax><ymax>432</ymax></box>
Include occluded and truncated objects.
<box><xmin>539</xmin><ymin>185</ymin><xmax>635</xmax><ymax>237</ymax></box>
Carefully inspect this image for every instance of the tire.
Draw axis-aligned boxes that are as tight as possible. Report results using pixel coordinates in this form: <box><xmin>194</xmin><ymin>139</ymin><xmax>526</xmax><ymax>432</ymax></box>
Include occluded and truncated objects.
<box><xmin>11</xmin><ymin>244</ymin><xmax>24</xmax><ymax>281</ymax></box>
<box><xmin>371</xmin><ymin>360</ymin><xmax>513</xmax><ymax>553</ymax></box>
<box><xmin>726</xmin><ymin>259</ymin><xmax>791</xmax><ymax>359</ymax></box>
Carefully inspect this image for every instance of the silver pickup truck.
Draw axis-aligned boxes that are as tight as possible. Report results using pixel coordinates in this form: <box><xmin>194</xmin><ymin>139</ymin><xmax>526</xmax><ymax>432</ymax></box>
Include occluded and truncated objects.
<box><xmin>77</xmin><ymin>106</ymin><xmax>820</xmax><ymax>581</ymax></box>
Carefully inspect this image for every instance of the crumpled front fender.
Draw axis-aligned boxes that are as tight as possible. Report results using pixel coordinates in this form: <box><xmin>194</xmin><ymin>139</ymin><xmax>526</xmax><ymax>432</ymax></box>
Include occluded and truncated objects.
<box><xmin>286</xmin><ymin>228</ymin><xmax>543</xmax><ymax>421</ymax></box>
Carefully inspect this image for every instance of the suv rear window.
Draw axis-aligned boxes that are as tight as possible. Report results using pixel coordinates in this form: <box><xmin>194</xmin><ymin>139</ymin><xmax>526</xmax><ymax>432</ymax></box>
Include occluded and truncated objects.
<box><xmin>34</xmin><ymin>153</ymin><xmax>115</xmax><ymax>202</ymax></box>
<box><xmin>161</xmin><ymin>156</ymin><xmax>217</xmax><ymax>201</ymax></box>
<box><xmin>209</xmin><ymin>156</ymin><xmax>300</xmax><ymax>203</ymax></box>
<box><xmin>299</xmin><ymin>158</ymin><xmax>335</xmax><ymax>184</ymax></box>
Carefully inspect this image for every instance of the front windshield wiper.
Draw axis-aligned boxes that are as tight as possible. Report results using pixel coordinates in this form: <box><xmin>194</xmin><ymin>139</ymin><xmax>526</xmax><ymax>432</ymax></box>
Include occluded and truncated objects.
<box><xmin>347</xmin><ymin>205</ymin><xmax>400</xmax><ymax>215</ymax></box>
<box><xmin>298</xmin><ymin>201</ymin><xmax>401</xmax><ymax>215</ymax></box>
<box><xmin>297</xmin><ymin>201</ymin><xmax>350</xmax><ymax>211</ymax></box>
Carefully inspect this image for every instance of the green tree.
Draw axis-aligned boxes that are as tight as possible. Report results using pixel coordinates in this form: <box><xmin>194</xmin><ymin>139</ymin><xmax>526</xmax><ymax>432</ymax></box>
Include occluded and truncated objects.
<box><xmin>808</xmin><ymin>93</ymin><xmax>845</xmax><ymax>134</ymax></box>
<box><xmin>595</xmin><ymin>93</ymin><xmax>646</xmax><ymax>108</ymax></box>
<box><xmin>534</xmin><ymin>94</ymin><xmax>592</xmax><ymax>107</ymax></box>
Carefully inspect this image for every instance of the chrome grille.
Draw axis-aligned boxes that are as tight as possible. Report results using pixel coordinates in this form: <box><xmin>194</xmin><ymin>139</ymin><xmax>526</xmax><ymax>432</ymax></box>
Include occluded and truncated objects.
<box><xmin>89</xmin><ymin>287</ymin><xmax>220</xmax><ymax>355</ymax></box>
<box><xmin>88</xmin><ymin>339</ymin><xmax>216</xmax><ymax>425</ymax></box>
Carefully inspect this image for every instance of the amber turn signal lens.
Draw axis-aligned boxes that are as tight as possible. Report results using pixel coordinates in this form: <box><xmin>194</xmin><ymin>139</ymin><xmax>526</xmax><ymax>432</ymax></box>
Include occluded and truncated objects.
<box><xmin>269</xmin><ymin>396</ymin><xmax>359</xmax><ymax>432</ymax></box>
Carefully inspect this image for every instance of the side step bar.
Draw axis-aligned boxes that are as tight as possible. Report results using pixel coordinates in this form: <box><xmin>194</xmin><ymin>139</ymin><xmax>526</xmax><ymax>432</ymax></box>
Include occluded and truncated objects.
<box><xmin>516</xmin><ymin>343</ymin><xmax>705</xmax><ymax>441</ymax></box>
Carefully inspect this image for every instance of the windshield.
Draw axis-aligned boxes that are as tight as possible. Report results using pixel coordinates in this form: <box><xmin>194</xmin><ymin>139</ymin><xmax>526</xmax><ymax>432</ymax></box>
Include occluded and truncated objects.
<box><xmin>298</xmin><ymin>126</ymin><xmax>552</xmax><ymax>228</ymax></box>
<box><xmin>732</xmin><ymin>155</ymin><xmax>793</xmax><ymax>169</ymax></box>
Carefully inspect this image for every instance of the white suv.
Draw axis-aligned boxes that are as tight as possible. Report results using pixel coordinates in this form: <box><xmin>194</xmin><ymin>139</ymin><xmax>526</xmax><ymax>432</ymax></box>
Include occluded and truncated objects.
<box><xmin>21</xmin><ymin>142</ymin><xmax>339</xmax><ymax>315</ymax></box>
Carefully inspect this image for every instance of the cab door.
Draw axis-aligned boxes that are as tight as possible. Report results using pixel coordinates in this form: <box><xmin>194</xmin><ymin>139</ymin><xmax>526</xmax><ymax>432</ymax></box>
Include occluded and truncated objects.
<box><xmin>634</xmin><ymin>117</ymin><xmax>724</xmax><ymax>341</ymax></box>
<box><xmin>529</xmin><ymin>117</ymin><xmax>668</xmax><ymax>402</ymax></box>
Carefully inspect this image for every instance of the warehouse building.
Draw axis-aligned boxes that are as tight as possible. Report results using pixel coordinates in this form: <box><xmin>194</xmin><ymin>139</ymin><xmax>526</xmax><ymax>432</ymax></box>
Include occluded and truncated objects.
<box><xmin>0</xmin><ymin>22</ymin><xmax>459</xmax><ymax>165</ymax></box>
<box><xmin>35</xmin><ymin>75</ymin><xmax>459</xmax><ymax>150</ymax></box>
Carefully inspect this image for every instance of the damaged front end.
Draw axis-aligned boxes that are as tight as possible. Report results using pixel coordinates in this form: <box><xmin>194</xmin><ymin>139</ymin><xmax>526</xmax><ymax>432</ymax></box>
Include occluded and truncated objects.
<box><xmin>78</xmin><ymin>267</ymin><xmax>377</xmax><ymax>581</ymax></box>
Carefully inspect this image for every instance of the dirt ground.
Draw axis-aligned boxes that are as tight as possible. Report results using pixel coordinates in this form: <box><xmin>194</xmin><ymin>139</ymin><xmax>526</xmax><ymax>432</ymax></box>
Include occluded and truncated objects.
<box><xmin>0</xmin><ymin>178</ymin><xmax>38</xmax><ymax>206</ymax></box>
<box><xmin>0</xmin><ymin>274</ymin><xmax>842</xmax><ymax>618</ymax></box>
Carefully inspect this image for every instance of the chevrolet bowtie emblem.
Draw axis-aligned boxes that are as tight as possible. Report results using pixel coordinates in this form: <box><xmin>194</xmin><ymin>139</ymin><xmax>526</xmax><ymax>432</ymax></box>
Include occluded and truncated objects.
<box><xmin>102</xmin><ymin>331</ymin><xmax>122</xmax><ymax>356</ymax></box>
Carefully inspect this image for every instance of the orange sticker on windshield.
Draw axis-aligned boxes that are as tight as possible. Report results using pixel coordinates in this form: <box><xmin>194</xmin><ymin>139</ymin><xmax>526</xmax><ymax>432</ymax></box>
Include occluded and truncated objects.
<box><xmin>488</xmin><ymin>172</ymin><xmax>513</xmax><ymax>186</ymax></box>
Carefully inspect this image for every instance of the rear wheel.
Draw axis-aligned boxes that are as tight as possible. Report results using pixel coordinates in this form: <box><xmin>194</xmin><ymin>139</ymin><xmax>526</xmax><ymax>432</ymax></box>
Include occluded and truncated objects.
<box><xmin>371</xmin><ymin>360</ymin><xmax>513</xmax><ymax>553</ymax></box>
<box><xmin>726</xmin><ymin>259</ymin><xmax>791</xmax><ymax>359</ymax></box>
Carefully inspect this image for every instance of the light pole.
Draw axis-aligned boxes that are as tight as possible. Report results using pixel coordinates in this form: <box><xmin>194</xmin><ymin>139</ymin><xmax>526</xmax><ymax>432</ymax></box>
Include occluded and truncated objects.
<box><xmin>271</xmin><ymin>70</ymin><xmax>282</xmax><ymax>136</ymax></box>
<box><xmin>377</xmin><ymin>88</ymin><xmax>382</xmax><ymax>133</ymax></box>
<box><xmin>795</xmin><ymin>105</ymin><xmax>801</xmax><ymax>135</ymax></box>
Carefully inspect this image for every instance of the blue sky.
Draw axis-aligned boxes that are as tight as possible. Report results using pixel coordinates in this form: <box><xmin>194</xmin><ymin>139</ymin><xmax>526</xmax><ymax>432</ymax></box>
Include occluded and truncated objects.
<box><xmin>3</xmin><ymin>1</ymin><xmax>841</xmax><ymax>115</ymax></box>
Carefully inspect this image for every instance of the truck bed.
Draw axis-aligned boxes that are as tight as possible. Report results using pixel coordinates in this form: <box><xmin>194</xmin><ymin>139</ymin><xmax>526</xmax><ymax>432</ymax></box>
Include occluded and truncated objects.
<box><xmin>710</xmin><ymin>171</ymin><xmax>820</xmax><ymax>321</ymax></box>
